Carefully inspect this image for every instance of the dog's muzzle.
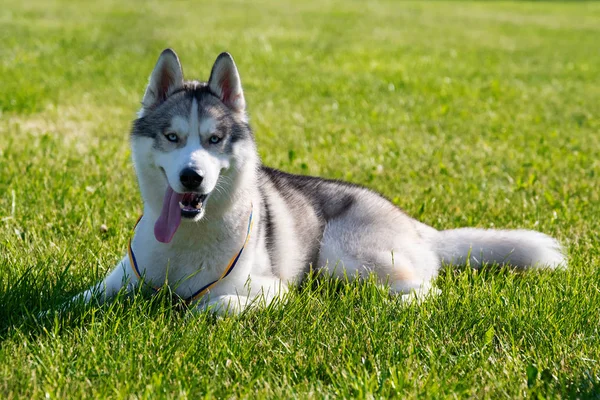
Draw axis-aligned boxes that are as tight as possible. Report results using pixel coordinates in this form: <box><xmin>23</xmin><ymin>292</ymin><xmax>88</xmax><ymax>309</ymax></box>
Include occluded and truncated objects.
<box><xmin>179</xmin><ymin>193</ymin><xmax>208</xmax><ymax>218</ymax></box>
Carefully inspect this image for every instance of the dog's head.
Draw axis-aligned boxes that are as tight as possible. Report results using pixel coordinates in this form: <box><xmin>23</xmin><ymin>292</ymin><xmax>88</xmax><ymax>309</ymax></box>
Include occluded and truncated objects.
<box><xmin>131</xmin><ymin>49</ymin><xmax>258</xmax><ymax>243</ymax></box>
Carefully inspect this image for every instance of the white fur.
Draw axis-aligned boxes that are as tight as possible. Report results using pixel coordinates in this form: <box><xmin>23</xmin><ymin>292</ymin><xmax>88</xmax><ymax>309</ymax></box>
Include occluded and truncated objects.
<box><xmin>69</xmin><ymin>50</ymin><xmax>567</xmax><ymax>315</ymax></box>
<box><xmin>435</xmin><ymin>228</ymin><xmax>566</xmax><ymax>269</ymax></box>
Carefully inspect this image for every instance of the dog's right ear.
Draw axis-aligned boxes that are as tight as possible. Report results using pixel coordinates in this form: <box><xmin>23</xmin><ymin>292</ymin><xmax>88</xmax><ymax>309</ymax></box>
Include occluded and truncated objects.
<box><xmin>141</xmin><ymin>49</ymin><xmax>184</xmax><ymax>110</ymax></box>
<box><xmin>208</xmin><ymin>52</ymin><xmax>245</xmax><ymax>113</ymax></box>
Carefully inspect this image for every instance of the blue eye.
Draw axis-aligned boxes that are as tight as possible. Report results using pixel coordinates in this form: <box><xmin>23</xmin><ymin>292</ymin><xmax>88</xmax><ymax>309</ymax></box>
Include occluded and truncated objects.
<box><xmin>165</xmin><ymin>133</ymin><xmax>178</xmax><ymax>142</ymax></box>
<box><xmin>209</xmin><ymin>135</ymin><xmax>221</xmax><ymax>144</ymax></box>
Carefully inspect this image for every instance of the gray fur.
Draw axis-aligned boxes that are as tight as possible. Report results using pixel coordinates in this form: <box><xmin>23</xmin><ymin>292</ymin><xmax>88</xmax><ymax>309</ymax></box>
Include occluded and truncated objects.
<box><xmin>69</xmin><ymin>49</ymin><xmax>566</xmax><ymax>315</ymax></box>
<box><xmin>132</xmin><ymin>82</ymin><xmax>252</xmax><ymax>152</ymax></box>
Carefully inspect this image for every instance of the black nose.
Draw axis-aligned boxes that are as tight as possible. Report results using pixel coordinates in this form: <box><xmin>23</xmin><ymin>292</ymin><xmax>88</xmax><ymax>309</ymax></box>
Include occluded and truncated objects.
<box><xmin>179</xmin><ymin>168</ymin><xmax>203</xmax><ymax>190</ymax></box>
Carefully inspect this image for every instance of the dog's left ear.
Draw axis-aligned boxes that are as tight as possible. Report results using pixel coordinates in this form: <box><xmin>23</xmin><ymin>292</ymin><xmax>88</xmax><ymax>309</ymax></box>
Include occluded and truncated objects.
<box><xmin>141</xmin><ymin>49</ymin><xmax>184</xmax><ymax>110</ymax></box>
<box><xmin>208</xmin><ymin>52</ymin><xmax>245</xmax><ymax>113</ymax></box>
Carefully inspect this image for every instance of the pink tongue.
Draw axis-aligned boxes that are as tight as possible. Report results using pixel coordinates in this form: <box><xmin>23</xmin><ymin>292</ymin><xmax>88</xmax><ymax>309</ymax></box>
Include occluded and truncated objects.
<box><xmin>154</xmin><ymin>187</ymin><xmax>184</xmax><ymax>243</ymax></box>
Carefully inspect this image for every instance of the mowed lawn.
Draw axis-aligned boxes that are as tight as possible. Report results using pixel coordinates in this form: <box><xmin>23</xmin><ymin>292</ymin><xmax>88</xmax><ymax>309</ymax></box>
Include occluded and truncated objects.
<box><xmin>1</xmin><ymin>0</ymin><xmax>599</xmax><ymax>398</ymax></box>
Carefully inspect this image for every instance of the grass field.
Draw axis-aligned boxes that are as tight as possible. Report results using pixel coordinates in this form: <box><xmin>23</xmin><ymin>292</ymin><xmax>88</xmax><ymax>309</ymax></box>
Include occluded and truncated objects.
<box><xmin>1</xmin><ymin>0</ymin><xmax>600</xmax><ymax>398</ymax></box>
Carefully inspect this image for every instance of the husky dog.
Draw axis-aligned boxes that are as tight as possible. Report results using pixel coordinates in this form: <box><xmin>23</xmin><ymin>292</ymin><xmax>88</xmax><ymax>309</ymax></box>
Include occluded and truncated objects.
<box><xmin>75</xmin><ymin>49</ymin><xmax>566</xmax><ymax>313</ymax></box>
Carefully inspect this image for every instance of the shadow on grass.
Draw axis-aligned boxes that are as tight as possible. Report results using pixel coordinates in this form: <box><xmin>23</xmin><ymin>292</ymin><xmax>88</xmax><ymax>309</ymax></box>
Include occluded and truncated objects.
<box><xmin>0</xmin><ymin>263</ymin><xmax>101</xmax><ymax>337</ymax></box>
<box><xmin>0</xmin><ymin>260</ymin><xmax>574</xmax><ymax>343</ymax></box>
<box><xmin>567</xmin><ymin>375</ymin><xmax>600</xmax><ymax>400</ymax></box>
<box><xmin>547</xmin><ymin>373</ymin><xmax>600</xmax><ymax>400</ymax></box>
<box><xmin>0</xmin><ymin>263</ymin><xmax>205</xmax><ymax>339</ymax></box>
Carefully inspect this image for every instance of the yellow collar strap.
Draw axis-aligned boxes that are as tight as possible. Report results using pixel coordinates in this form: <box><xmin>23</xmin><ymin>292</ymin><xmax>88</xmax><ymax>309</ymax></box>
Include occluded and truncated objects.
<box><xmin>127</xmin><ymin>205</ymin><xmax>254</xmax><ymax>304</ymax></box>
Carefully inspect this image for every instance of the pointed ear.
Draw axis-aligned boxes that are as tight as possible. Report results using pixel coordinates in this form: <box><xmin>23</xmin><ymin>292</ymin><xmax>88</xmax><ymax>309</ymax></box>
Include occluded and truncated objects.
<box><xmin>141</xmin><ymin>49</ymin><xmax>184</xmax><ymax>110</ymax></box>
<box><xmin>208</xmin><ymin>52</ymin><xmax>245</xmax><ymax>113</ymax></box>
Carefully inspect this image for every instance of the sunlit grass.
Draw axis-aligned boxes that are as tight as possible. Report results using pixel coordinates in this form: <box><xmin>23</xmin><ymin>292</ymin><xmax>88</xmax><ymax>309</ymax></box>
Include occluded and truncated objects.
<box><xmin>1</xmin><ymin>0</ymin><xmax>599</xmax><ymax>398</ymax></box>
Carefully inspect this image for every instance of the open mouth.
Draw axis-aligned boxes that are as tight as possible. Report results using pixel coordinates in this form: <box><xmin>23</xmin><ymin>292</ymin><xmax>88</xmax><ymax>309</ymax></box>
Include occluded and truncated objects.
<box><xmin>154</xmin><ymin>186</ymin><xmax>210</xmax><ymax>243</ymax></box>
<box><xmin>179</xmin><ymin>193</ymin><xmax>208</xmax><ymax>218</ymax></box>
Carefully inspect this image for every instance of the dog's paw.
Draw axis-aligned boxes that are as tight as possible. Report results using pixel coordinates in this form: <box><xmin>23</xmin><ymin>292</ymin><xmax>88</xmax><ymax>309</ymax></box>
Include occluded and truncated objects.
<box><xmin>195</xmin><ymin>294</ymin><xmax>250</xmax><ymax>315</ymax></box>
<box><xmin>399</xmin><ymin>286</ymin><xmax>441</xmax><ymax>305</ymax></box>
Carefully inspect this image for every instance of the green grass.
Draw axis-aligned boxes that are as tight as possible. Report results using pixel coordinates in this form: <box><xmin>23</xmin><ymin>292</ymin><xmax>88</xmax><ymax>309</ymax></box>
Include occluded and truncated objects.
<box><xmin>1</xmin><ymin>0</ymin><xmax>600</xmax><ymax>397</ymax></box>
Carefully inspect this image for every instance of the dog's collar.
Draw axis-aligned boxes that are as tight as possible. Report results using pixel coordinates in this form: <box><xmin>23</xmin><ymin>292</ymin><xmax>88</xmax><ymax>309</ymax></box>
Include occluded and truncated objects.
<box><xmin>127</xmin><ymin>205</ymin><xmax>254</xmax><ymax>304</ymax></box>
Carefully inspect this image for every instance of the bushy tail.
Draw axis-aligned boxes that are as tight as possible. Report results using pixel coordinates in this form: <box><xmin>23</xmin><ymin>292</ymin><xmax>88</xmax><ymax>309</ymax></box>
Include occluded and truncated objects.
<box><xmin>435</xmin><ymin>228</ymin><xmax>566</xmax><ymax>269</ymax></box>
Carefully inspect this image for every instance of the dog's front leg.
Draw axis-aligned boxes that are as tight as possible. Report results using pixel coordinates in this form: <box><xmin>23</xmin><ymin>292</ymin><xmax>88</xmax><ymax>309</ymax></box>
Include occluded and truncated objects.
<box><xmin>74</xmin><ymin>255</ymin><xmax>139</xmax><ymax>305</ymax></box>
<box><xmin>40</xmin><ymin>256</ymin><xmax>138</xmax><ymax>319</ymax></box>
<box><xmin>197</xmin><ymin>294</ymin><xmax>252</xmax><ymax>315</ymax></box>
<box><xmin>195</xmin><ymin>278</ymin><xmax>288</xmax><ymax>315</ymax></box>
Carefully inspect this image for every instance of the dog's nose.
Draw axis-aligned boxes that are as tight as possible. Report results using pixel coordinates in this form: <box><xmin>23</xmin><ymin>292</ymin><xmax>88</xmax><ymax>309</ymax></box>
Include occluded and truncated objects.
<box><xmin>179</xmin><ymin>168</ymin><xmax>203</xmax><ymax>190</ymax></box>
